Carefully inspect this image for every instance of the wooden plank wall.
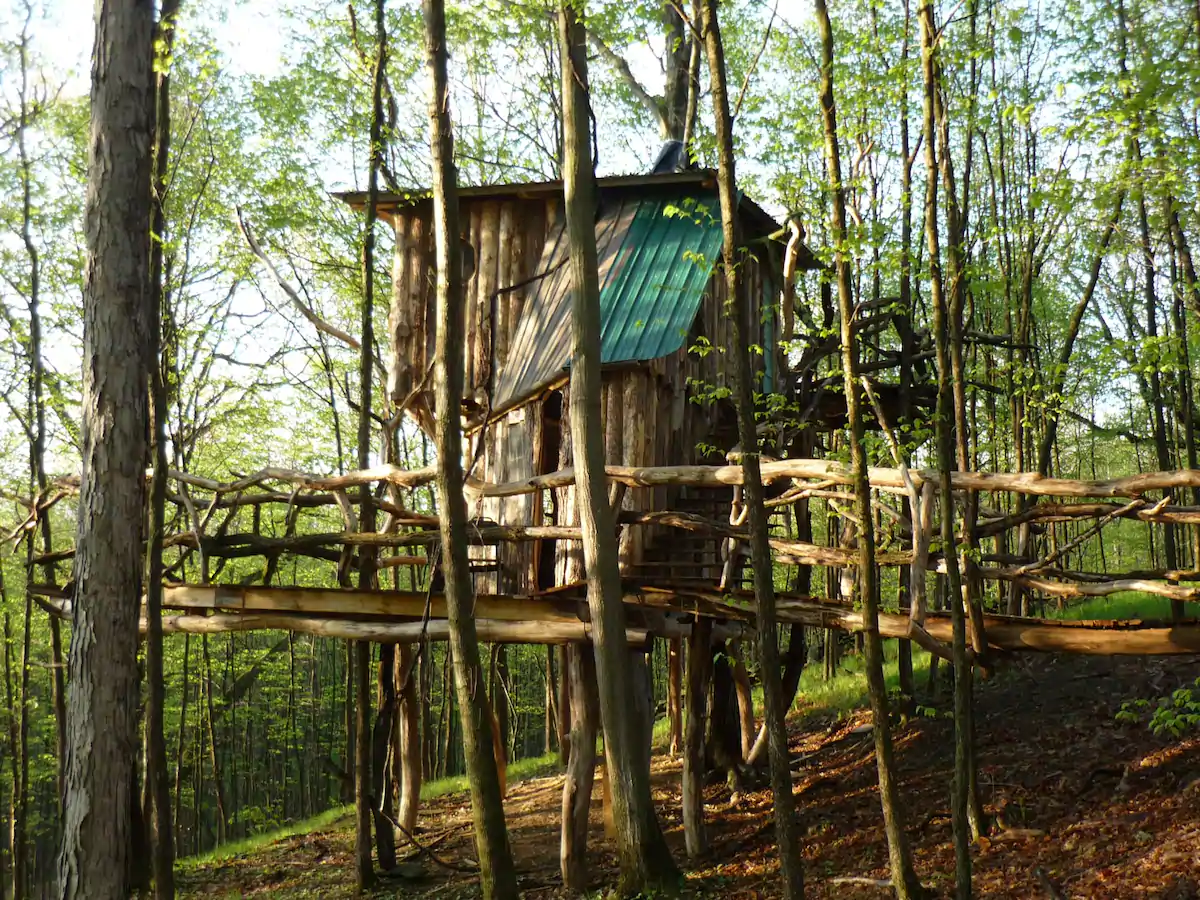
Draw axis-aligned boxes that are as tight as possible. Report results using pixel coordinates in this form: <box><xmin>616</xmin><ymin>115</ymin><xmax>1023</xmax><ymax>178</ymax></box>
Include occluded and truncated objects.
<box><xmin>386</xmin><ymin>196</ymin><xmax>551</xmax><ymax>413</ymax></box>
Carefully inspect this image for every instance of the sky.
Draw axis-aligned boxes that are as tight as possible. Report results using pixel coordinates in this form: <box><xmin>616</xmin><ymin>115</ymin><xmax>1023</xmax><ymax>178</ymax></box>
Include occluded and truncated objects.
<box><xmin>34</xmin><ymin>0</ymin><xmax>290</xmax><ymax>94</ymax></box>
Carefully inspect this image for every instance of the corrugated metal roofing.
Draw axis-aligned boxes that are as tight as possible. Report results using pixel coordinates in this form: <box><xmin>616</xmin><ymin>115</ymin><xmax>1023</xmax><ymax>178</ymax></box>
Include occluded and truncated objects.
<box><xmin>494</xmin><ymin>191</ymin><xmax>723</xmax><ymax>411</ymax></box>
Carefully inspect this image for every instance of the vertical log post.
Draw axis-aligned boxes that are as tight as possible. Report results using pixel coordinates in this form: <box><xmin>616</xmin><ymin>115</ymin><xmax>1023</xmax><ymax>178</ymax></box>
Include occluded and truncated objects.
<box><xmin>682</xmin><ymin>616</ymin><xmax>713</xmax><ymax>859</ymax></box>
<box><xmin>667</xmin><ymin>637</ymin><xmax>683</xmax><ymax>756</ymax></box>
<box><xmin>560</xmin><ymin>643</ymin><xmax>598</xmax><ymax>890</ymax></box>
<box><xmin>397</xmin><ymin>644</ymin><xmax>422</xmax><ymax>835</ymax></box>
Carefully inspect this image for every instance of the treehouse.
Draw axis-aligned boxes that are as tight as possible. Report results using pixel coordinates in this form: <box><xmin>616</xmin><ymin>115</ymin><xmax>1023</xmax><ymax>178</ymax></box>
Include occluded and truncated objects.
<box><xmin>340</xmin><ymin>169</ymin><xmax>822</xmax><ymax>594</ymax></box>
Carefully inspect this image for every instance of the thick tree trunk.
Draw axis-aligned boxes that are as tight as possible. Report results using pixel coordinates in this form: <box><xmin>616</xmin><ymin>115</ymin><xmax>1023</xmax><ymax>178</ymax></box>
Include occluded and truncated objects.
<box><xmin>558</xmin><ymin>3</ymin><xmax>679</xmax><ymax>894</ymax></box>
<box><xmin>560</xmin><ymin>644</ymin><xmax>599</xmax><ymax>890</ymax></box>
<box><xmin>57</xmin><ymin>2</ymin><xmax>155</xmax><ymax>896</ymax></box>
<box><xmin>700</xmin><ymin>0</ymin><xmax>803</xmax><ymax>894</ymax></box>
<box><xmin>819</xmin><ymin>1</ymin><xmax>925</xmax><ymax>896</ymax></box>
<box><xmin>424</xmin><ymin>0</ymin><xmax>518</xmax><ymax>895</ymax></box>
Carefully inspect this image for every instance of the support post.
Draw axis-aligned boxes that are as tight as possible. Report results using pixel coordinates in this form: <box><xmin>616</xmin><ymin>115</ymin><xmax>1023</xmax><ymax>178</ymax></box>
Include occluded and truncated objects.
<box><xmin>682</xmin><ymin>616</ymin><xmax>713</xmax><ymax>858</ymax></box>
<box><xmin>560</xmin><ymin>643</ymin><xmax>598</xmax><ymax>890</ymax></box>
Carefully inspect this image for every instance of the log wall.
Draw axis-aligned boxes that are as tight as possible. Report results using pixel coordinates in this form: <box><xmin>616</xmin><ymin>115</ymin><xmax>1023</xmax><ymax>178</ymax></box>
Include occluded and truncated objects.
<box><xmin>385</xmin><ymin>188</ymin><xmax>782</xmax><ymax>594</ymax></box>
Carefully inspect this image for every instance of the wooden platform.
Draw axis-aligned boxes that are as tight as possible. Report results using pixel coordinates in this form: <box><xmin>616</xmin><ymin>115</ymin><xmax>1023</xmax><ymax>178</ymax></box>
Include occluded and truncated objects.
<box><xmin>30</xmin><ymin>582</ymin><xmax>1200</xmax><ymax>655</ymax></box>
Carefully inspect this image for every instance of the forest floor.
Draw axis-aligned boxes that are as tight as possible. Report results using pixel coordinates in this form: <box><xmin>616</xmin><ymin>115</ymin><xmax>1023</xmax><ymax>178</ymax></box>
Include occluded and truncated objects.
<box><xmin>177</xmin><ymin>652</ymin><xmax>1200</xmax><ymax>899</ymax></box>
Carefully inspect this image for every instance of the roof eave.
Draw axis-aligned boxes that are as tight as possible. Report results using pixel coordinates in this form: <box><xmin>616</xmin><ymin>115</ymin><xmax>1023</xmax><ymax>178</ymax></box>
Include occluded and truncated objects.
<box><xmin>333</xmin><ymin>170</ymin><xmax>722</xmax><ymax>212</ymax></box>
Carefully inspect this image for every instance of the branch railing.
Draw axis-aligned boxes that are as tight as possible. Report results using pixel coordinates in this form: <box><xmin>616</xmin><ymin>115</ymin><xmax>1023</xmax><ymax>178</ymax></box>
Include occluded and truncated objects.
<box><xmin>18</xmin><ymin>457</ymin><xmax>1200</xmax><ymax>654</ymax></box>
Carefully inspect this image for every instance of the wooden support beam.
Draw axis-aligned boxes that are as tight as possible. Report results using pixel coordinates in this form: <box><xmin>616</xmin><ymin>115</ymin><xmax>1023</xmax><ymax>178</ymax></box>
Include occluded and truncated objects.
<box><xmin>976</xmin><ymin>567</ymin><xmax>1200</xmax><ymax>603</ymax></box>
<box><xmin>72</xmin><ymin>458</ymin><xmax>1200</xmax><ymax>504</ymax></box>
<box><xmin>160</xmin><ymin>584</ymin><xmax>584</xmax><ymax>623</ymax></box>
<box><xmin>463</xmin><ymin>460</ymin><xmax>1200</xmax><ymax>502</ymax></box>
<box><xmin>37</xmin><ymin>596</ymin><xmax>648</xmax><ymax>646</ymax></box>
<box><xmin>641</xmin><ymin>585</ymin><xmax>1200</xmax><ymax>656</ymax></box>
<box><xmin>30</xmin><ymin>581</ymin><xmax>1200</xmax><ymax>655</ymax></box>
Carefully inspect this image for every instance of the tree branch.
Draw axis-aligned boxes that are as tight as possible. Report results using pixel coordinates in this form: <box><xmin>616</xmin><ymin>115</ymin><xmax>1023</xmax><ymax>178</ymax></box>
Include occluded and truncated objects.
<box><xmin>586</xmin><ymin>31</ymin><xmax>670</xmax><ymax>137</ymax></box>
<box><xmin>235</xmin><ymin>207</ymin><xmax>361</xmax><ymax>352</ymax></box>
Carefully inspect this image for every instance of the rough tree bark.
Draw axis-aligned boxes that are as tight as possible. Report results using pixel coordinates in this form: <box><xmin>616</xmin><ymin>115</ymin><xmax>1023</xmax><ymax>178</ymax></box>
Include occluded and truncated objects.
<box><xmin>57</xmin><ymin>1</ymin><xmax>156</xmax><ymax>896</ymax></box>
<box><xmin>424</xmin><ymin>0</ymin><xmax>519</xmax><ymax>895</ymax></box>
<box><xmin>700</xmin><ymin>0</ymin><xmax>803</xmax><ymax>894</ymax></box>
<box><xmin>818</xmin><ymin>0</ymin><xmax>926</xmax><ymax>896</ymax></box>
<box><xmin>558</xmin><ymin>2</ymin><xmax>680</xmax><ymax>894</ymax></box>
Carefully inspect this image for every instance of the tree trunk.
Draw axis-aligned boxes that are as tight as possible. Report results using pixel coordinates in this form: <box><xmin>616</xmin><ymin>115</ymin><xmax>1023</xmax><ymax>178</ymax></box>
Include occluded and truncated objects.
<box><xmin>173</xmin><ymin>634</ymin><xmax>190</xmax><ymax>844</ymax></box>
<box><xmin>424</xmin><ymin>0</ymin><xmax>518</xmax><ymax>894</ymax></box>
<box><xmin>354</xmin><ymin>642</ymin><xmax>374</xmax><ymax>887</ymax></box>
<box><xmin>731</xmin><ymin>644</ymin><xmax>755</xmax><ymax>760</ymax></box>
<box><xmin>700</xmin><ymin>0</ymin><xmax>803</xmax><ymax>894</ymax></box>
<box><xmin>682</xmin><ymin>616</ymin><xmax>712</xmax><ymax>859</ymax></box>
<box><xmin>3</xmin><ymin>603</ymin><xmax>17</xmax><ymax>900</ymax></box>
<box><xmin>201</xmin><ymin>635</ymin><xmax>227</xmax><ymax>844</ymax></box>
<box><xmin>372</xmin><ymin>645</ymin><xmax>397</xmax><ymax>872</ymax></box>
<box><xmin>919</xmin><ymin>0</ymin><xmax>972</xmax><ymax>894</ymax></box>
<box><xmin>558</xmin><ymin>4</ymin><xmax>679</xmax><ymax>893</ymax></box>
<box><xmin>57</xmin><ymin>3</ymin><xmax>155</xmax><ymax>896</ymax></box>
<box><xmin>14</xmin><ymin>593</ymin><xmax>31</xmax><ymax>900</ymax></box>
<box><xmin>397</xmin><ymin>644</ymin><xmax>422</xmax><ymax>834</ymax></box>
<box><xmin>147</xmin><ymin>3</ymin><xmax>182</xmax><ymax>892</ymax></box>
<box><xmin>667</xmin><ymin>637</ymin><xmax>683</xmax><ymax>756</ymax></box>
<box><xmin>354</xmin><ymin>0</ymin><xmax>388</xmax><ymax>886</ymax></box>
<box><xmin>556</xmin><ymin>646</ymin><xmax>571</xmax><ymax>766</ymax></box>
<box><xmin>819</xmin><ymin>0</ymin><xmax>925</xmax><ymax>896</ymax></box>
<box><xmin>559</xmin><ymin>644</ymin><xmax>599</xmax><ymax>891</ymax></box>
<box><xmin>545</xmin><ymin>646</ymin><xmax>556</xmax><ymax>754</ymax></box>
<box><xmin>15</xmin><ymin>8</ymin><xmax>69</xmax><ymax>820</ymax></box>
<box><xmin>345</xmin><ymin>642</ymin><xmax>355</xmax><ymax>800</ymax></box>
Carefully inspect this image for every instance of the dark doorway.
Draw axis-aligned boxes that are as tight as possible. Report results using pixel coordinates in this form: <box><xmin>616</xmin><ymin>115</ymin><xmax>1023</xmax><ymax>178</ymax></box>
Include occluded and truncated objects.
<box><xmin>535</xmin><ymin>390</ymin><xmax>563</xmax><ymax>591</ymax></box>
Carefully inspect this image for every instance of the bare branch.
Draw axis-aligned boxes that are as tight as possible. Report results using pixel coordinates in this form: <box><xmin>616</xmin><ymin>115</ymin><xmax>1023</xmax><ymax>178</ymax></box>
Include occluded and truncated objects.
<box><xmin>234</xmin><ymin>207</ymin><xmax>362</xmax><ymax>352</ymax></box>
<box><xmin>586</xmin><ymin>32</ymin><xmax>670</xmax><ymax>137</ymax></box>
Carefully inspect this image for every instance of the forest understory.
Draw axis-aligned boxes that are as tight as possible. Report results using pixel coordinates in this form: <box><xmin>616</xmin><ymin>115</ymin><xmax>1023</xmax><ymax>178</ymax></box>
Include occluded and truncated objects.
<box><xmin>177</xmin><ymin>653</ymin><xmax>1200</xmax><ymax>900</ymax></box>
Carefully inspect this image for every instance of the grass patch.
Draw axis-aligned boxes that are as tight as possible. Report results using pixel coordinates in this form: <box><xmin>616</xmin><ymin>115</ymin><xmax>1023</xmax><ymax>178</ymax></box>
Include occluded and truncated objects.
<box><xmin>791</xmin><ymin>641</ymin><xmax>933</xmax><ymax>719</ymax></box>
<box><xmin>1046</xmin><ymin>593</ymin><xmax>1199</xmax><ymax>621</ymax></box>
<box><xmin>182</xmin><ymin>751</ymin><xmax>566</xmax><ymax>867</ymax></box>
<box><xmin>420</xmin><ymin>748</ymin><xmax>563</xmax><ymax>801</ymax></box>
<box><xmin>180</xmin><ymin>804</ymin><xmax>352</xmax><ymax>868</ymax></box>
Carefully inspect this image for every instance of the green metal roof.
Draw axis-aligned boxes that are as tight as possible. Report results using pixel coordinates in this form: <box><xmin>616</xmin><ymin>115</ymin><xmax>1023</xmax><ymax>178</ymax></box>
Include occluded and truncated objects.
<box><xmin>494</xmin><ymin>191</ymin><xmax>723</xmax><ymax>411</ymax></box>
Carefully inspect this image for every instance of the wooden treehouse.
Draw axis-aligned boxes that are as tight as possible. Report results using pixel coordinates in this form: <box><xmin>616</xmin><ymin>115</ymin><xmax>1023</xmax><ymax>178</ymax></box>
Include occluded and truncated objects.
<box><xmin>342</xmin><ymin>169</ymin><xmax>824</xmax><ymax>595</ymax></box>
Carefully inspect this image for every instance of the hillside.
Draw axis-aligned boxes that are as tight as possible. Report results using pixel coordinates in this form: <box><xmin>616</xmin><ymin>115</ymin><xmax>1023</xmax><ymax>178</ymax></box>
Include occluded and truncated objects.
<box><xmin>177</xmin><ymin>653</ymin><xmax>1200</xmax><ymax>899</ymax></box>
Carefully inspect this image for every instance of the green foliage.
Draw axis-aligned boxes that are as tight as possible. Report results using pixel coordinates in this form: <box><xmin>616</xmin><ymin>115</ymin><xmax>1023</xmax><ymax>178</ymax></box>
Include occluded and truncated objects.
<box><xmin>1117</xmin><ymin>677</ymin><xmax>1200</xmax><ymax>738</ymax></box>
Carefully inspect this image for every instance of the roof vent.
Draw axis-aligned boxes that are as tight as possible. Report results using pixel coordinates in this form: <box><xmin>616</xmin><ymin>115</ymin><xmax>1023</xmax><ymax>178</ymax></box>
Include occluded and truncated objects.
<box><xmin>649</xmin><ymin>139</ymin><xmax>686</xmax><ymax>174</ymax></box>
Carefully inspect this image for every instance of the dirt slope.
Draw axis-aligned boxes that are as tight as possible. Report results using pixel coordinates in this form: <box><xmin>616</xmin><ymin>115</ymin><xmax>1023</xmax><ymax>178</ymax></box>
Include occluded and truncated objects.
<box><xmin>179</xmin><ymin>654</ymin><xmax>1200</xmax><ymax>898</ymax></box>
